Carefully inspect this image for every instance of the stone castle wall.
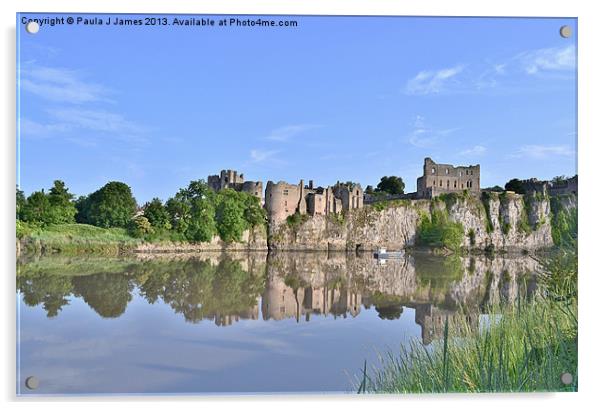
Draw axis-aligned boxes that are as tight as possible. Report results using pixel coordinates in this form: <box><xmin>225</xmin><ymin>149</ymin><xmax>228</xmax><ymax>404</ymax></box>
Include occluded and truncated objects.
<box><xmin>417</xmin><ymin>157</ymin><xmax>480</xmax><ymax>199</ymax></box>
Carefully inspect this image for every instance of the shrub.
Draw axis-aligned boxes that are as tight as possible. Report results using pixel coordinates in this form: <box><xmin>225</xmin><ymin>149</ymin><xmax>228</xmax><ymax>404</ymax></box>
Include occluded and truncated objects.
<box><xmin>418</xmin><ymin>210</ymin><xmax>464</xmax><ymax>252</ymax></box>
<box><xmin>480</xmin><ymin>192</ymin><xmax>496</xmax><ymax>234</ymax></box>
<box><xmin>468</xmin><ymin>228</ymin><xmax>476</xmax><ymax>246</ymax></box>
<box><xmin>128</xmin><ymin>216</ymin><xmax>154</xmax><ymax>238</ymax></box>
<box><xmin>286</xmin><ymin>212</ymin><xmax>309</xmax><ymax>230</ymax></box>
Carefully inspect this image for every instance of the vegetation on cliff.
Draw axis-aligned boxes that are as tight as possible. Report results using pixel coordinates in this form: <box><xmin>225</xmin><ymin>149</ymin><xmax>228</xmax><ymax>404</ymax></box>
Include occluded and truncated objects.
<box><xmin>550</xmin><ymin>195</ymin><xmax>578</xmax><ymax>247</ymax></box>
<box><xmin>417</xmin><ymin>209</ymin><xmax>464</xmax><ymax>252</ymax></box>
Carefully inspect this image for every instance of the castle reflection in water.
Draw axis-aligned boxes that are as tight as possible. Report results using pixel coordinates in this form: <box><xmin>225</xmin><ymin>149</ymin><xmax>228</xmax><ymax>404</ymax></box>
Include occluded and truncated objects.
<box><xmin>17</xmin><ymin>251</ymin><xmax>540</xmax><ymax>345</ymax></box>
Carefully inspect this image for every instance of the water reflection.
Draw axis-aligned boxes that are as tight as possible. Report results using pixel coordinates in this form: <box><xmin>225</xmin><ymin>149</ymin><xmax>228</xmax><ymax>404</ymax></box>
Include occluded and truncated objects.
<box><xmin>17</xmin><ymin>251</ymin><xmax>540</xmax><ymax>345</ymax></box>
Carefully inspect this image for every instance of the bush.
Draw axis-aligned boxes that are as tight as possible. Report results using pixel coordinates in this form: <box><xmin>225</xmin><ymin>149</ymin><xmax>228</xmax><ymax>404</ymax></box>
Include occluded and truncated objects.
<box><xmin>480</xmin><ymin>192</ymin><xmax>496</xmax><ymax>234</ymax></box>
<box><xmin>286</xmin><ymin>212</ymin><xmax>309</xmax><ymax>231</ymax></box>
<box><xmin>128</xmin><ymin>216</ymin><xmax>154</xmax><ymax>238</ymax></box>
<box><xmin>418</xmin><ymin>210</ymin><xmax>464</xmax><ymax>252</ymax></box>
<box><xmin>143</xmin><ymin>198</ymin><xmax>171</xmax><ymax>230</ymax></box>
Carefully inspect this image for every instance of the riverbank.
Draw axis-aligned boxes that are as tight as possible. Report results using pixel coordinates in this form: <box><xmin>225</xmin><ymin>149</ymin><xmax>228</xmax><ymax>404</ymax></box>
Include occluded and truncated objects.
<box><xmin>357</xmin><ymin>248</ymin><xmax>578</xmax><ymax>393</ymax></box>
<box><xmin>17</xmin><ymin>223</ymin><xmax>142</xmax><ymax>256</ymax></box>
<box><xmin>17</xmin><ymin>222</ymin><xmax>268</xmax><ymax>256</ymax></box>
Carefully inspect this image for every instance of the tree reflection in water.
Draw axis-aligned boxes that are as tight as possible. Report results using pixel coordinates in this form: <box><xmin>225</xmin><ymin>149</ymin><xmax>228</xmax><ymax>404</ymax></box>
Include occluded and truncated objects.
<box><xmin>17</xmin><ymin>252</ymin><xmax>543</xmax><ymax>343</ymax></box>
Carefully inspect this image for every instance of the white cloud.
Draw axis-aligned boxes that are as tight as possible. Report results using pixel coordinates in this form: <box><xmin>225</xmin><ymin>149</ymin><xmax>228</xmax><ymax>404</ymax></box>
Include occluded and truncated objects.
<box><xmin>513</xmin><ymin>144</ymin><xmax>575</xmax><ymax>159</ymax></box>
<box><xmin>405</xmin><ymin>65</ymin><xmax>465</xmax><ymax>95</ymax></box>
<box><xmin>19</xmin><ymin>65</ymin><xmax>149</xmax><ymax>146</ymax></box>
<box><xmin>519</xmin><ymin>45</ymin><xmax>576</xmax><ymax>75</ymax></box>
<box><xmin>20</xmin><ymin>65</ymin><xmax>112</xmax><ymax>104</ymax></box>
<box><xmin>460</xmin><ymin>145</ymin><xmax>487</xmax><ymax>156</ymax></box>
<box><xmin>403</xmin><ymin>45</ymin><xmax>575</xmax><ymax>96</ymax></box>
<box><xmin>406</xmin><ymin>115</ymin><xmax>458</xmax><ymax>148</ymax></box>
<box><xmin>250</xmin><ymin>149</ymin><xmax>279</xmax><ymax>163</ymax></box>
<box><xmin>47</xmin><ymin>108</ymin><xmax>146</xmax><ymax>135</ymax></box>
<box><xmin>21</xmin><ymin>109</ymin><xmax>148</xmax><ymax>145</ymax></box>
<box><xmin>20</xmin><ymin>118</ymin><xmax>70</xmax><ymax>137</ymax></box>
<box><xmin>266</xmin><ymin>124</ymin><xmax>321</xmax><ymax>142</ymax></box>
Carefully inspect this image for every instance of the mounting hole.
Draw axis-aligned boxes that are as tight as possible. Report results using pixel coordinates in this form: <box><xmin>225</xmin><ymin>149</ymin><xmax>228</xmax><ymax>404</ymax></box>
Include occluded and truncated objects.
<box><xmin>561</xmin><ymin>372</ymin><xmax>573</xmax><ymax>385</ymax></box>
<box><xmin>25</xmin><ymin>376</ymin><xmax>39</xmax><ymax>390</ymax></box>
<box><xmin>25</xmin><ymin>21</ymin><xmax>40</xmax><ymax>34</ymax></box>
<box><xmin>559</xmin><ymin>25</ymin><xmax>572</xmax><ymax>38</ymax></box>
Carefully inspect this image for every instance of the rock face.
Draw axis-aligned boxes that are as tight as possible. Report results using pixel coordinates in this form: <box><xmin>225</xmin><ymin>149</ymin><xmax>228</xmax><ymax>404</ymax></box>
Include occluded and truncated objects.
<box><xmin>269</xmin><ymin>193</ymin><xmax>566</xmax><ymax>252</ymax></box>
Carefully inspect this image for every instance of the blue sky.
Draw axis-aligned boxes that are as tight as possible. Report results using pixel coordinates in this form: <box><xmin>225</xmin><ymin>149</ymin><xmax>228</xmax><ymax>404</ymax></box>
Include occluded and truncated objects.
<box><xmin>17</xmin><ymin>14</ymin><xmax>577</xmax><ymax>203</ymax></box>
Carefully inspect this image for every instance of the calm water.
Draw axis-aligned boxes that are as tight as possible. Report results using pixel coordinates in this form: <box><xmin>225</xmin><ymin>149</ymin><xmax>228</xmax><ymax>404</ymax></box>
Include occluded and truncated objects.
<box><xmin>17</xmin><ymin>251</ymin><xmax>540</xmax><ymax>395</ymax></box>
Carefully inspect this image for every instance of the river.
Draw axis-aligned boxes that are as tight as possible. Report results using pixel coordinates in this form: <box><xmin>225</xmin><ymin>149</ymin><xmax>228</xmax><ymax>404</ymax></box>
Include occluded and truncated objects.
<box><xmin>16</xmin><ymin>251</ymin><xmax>542</xmax><ymax>395</ymax></box>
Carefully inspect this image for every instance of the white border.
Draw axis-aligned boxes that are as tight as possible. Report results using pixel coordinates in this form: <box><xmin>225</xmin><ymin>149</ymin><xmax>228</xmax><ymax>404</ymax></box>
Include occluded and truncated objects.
<box><xmin>2</xmin><ymin>1</ymin><xmax>600</xmax><ymax>409</ymax></box>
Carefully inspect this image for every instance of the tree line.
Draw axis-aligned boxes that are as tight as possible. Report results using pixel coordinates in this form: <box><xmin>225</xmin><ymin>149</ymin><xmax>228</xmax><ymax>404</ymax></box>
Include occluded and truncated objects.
<box><xmin>16</xmin><ymin>179</ymin><xmax>266</xmax><ymax>243</ymax></box>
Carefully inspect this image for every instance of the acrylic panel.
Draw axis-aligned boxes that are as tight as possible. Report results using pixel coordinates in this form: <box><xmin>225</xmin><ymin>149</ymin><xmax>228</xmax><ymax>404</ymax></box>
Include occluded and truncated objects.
<box><xmin>16</xmin><ymin>13</ymin><xmax>578</xmax><ymax>395</ymax></box>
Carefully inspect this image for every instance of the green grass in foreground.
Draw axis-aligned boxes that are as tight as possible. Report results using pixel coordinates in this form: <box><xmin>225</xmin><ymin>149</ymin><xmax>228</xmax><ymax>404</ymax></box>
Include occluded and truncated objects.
<box><xmin>357</xmin><ymin>298</ymin><xmax>577</xmax><ymax>393</ymax></box>
<box><xmin>18</xmin><ymin>222</ymin><xmax>142</xmax><ymax>255</ymax></box>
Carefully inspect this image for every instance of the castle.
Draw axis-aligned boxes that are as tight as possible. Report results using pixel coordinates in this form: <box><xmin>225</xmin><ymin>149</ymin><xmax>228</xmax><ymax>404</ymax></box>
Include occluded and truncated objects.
<box><xmin>265</xmin><ymin>180</ymin><xmax>363</xmax><ymax>224</ymax></box>
<box><xmin>207</xmin><ymin>158</ymin><xmax>576</xmax><ymax>227</ymax></box>
<box><xmin>520</xmin><ymin>176</ymin><xmax>578</xmax><ymax>196</ymax></box>
<box><xmin>416</xmin><ymin>157</ymin><xmax>480</xmax><ymax>199</ymax></box>
<box><xmin>207</xmin><ymin>169</ymin><xmax>263</xmax><ymax>203</ymax></box>
<box><xmin>208</xmin><ymin>170</ymin><xmax>364</xmax><ymax>224</ymax></box>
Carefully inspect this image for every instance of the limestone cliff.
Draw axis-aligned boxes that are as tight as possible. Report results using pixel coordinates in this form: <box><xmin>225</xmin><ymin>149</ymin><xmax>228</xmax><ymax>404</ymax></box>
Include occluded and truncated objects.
<box><xmin>268</xmin><ymin>192</ymin><xmax>574</xmax><ymax>252</ymax></box>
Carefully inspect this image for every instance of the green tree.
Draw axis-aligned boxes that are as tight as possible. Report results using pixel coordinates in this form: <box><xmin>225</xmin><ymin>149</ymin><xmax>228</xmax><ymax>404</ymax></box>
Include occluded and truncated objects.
<box><xmin>143</xmin><ymin>198</ymin><xmax>171</xmax><ymax>230</ymax></box>
<box><xmin>166</xmin><ymin>194</ymin><xmax>191</xmax><ymax>234</ymax></box>
<box><xmin>215</xmin><ymin>190</ymin><xmax>247</xmax><ymax>243</ymax></box>
<box><xmin>504</xmin><ymin>179</ymin><xmax>526</xmax><ymax>194</ymax></box>
<box><xmin>376</xmin><ymin>176</ymin><xmax>405</xmax><ymax>195</ymax></box>
<box><xmin>128</xmin><ymin>215</ymin><xmax>154</xmax><ymax>238</ymax></box>
<box><xmin>242</xmin><ymin>194</ymin><xmax>266</xmax><ymax>227</ymax></box>
<box><xmin>74</xmin><ymin>195</ymin><xmax>90</xmax><ymax>224</ymax></box>
<box><xmin>16</xmin><ymin>186</ymin><xmax>25</xmax><ymax>220</ymax></box>
<box><xmin>166</xmin><ymin>180</ymin><xmax>217</xmax><ymax>241</ymax></box>
<box><xmin>47</xmin><ymin>180</ymin><xmax>77</xmax><ymax>224</ymax></box>
<box><xmin>187</xmin><ymin>197</ymin><xmax>217</xmax><ymax>242</ymax></box>
<box><xmin>21</xmin><ymin>190</ymin><xmax>52</xmax><ymax>224</ymax></box>
<box><xmin>80</xmin><ymin>181</ymin><xmax>138</xmax><ymax>228</ymax></box>
<box><xmin>484</xmin><ymin>185</ymin><xmax>504</xmax><ymax>192</ymax></box>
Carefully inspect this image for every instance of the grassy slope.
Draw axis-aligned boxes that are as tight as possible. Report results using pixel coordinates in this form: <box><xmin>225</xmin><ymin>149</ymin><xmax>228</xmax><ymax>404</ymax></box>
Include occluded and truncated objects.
<box><xmin>18</xmin><ymin>223</ymin><xmax>142</xmax><ymax>255</ymax></box>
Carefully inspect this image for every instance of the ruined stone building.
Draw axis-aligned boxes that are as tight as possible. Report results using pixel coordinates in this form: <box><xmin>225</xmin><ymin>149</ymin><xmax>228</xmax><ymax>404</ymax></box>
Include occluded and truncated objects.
<box><xmin>265</xmin><ymin>179</ymin><xmax>364</xmax><ymax>224</ymax></box>
<box><xmin>549</xmin><ymin>175</ymin><xmax>578</xmax><ymax>196</ymax></box>
<box><xmin>207</xmin><ymin>169</ymin><xmax>263</xmax><ymax>203</ymax></box>
<box><xmin>518</xmin><ymin>175</ymin><xmax>578</xmax><ymax>196</ymax></box>
<box><xmin>332</xmin><ymin>182</ymin><xmax>364</xmax><ymax>211</ymax></box>
<box><xmin>520</xmin><ymin>178</ymin><xmax>550</xmax><ymax>195</ymax></box>
<box><xmin>416</xmin><ymin>157</ymin><xmax>480</xmax><ymax>199</ymax></box>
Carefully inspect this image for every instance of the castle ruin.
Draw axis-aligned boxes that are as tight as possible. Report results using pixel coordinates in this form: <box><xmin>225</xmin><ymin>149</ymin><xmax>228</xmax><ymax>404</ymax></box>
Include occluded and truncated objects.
<box><xmin>207</xmin><ymin>169</ymin><xmax>263</xmax><ymax>203</ymax></box>
<box><xmin>520</xmin><ymin>176</ymin><xmax>578</xmax><ymax>196</ymax></box>
<box><xmin>265</xmin><ymin>179</ymin><xmax>363</xmax><ymax>224</ymax></box>
<box><xmin>416</xmin><ymin>157</ymin><xmax>480</xmax><ymax>199</ymax></box>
